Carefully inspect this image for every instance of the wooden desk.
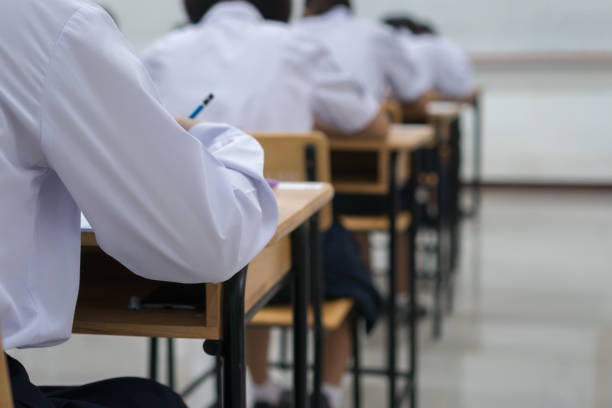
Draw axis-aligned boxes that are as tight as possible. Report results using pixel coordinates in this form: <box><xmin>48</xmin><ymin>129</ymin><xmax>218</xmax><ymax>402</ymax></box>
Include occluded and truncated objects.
<box><xmin>439</xmin><ymin>88</ymin><xmax>484</xmax><ymax>216</ymax></box>
<box><xmin>426</xmin><ymin>101</ymin><xmax>463</xmax><ymax>121</ymax></box>
<box><xmin>330</xmin><ymin>124</ymin><xmax>433</xmax><ymax>195</ymax></box>
<box><xmin>404</xmin><ymin>88</ymin><xmax>483</xmax><ymax>217</ymax></box>
<box><xmin>403</xmin><ymin>101</ymin><xmax>464</xmax><ymax>340</ymax></box>
<box><xmin>76</xmin><ymin>182</ymin><xmax>333</xmax><ymax>408</ymax></box>
<box><xmin>328</xmin><ymin>124</ymin><xmax>433</xmax><ymax>408</ymax></box>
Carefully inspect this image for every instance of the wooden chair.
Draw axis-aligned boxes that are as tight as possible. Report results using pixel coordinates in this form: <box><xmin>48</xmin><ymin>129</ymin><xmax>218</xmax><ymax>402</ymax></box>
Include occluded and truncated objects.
<box><xmin>0</xmin><ymin>329</ymin><xmax>14</xmax><ymax>408</ymax></box>
<box><xmin>382</xmin><ymin>99</ymin><xmax>403</xmax><ymax>124</ymax></box>
<box><xmin>249</xmin><ymin>131</ymin><xmax>361</xmax><ymax>406</ymax></box>
<box><xmin>250</xmin><ymin>131</ymin><xmax>355</xmax><ymax>327</ymax></box>
<box><xmin>252</xmin><ymin>131</ymin><xmax>332</xmax><ymax>231</ymax></box>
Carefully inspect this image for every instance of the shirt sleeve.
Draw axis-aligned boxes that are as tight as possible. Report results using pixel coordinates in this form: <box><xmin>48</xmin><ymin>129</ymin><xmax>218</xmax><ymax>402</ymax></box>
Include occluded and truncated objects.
<box><xmin>378</xmin><ymin>26</ymin><xmax>432</xmax><ymax>102</ymax></box>
<box><xmin>40</xmin><ymin>4</ymin><xmax>278</xmax><ymax>284</ymax></box>
<box><xmin>297</xmin><ymin>35</ymin><xmax>380</xmax><ymax>134</ymax></box>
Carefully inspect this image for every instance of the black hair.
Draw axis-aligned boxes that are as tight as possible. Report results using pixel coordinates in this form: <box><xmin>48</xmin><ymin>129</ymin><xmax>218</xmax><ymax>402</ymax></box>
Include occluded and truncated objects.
<box><xmin>383</xmin><ymin>15</ymin><xmax>437</xmax><ymax>36</ymax></box>
<box><xmin>304</xmin><ymin>0</ymin><xmax>351</xmax><ymax>16</ymax></box>
<box><xmin>183</xmin><ymin>0</ymin><xmax>291</xmax><ymax>24</ymax></box>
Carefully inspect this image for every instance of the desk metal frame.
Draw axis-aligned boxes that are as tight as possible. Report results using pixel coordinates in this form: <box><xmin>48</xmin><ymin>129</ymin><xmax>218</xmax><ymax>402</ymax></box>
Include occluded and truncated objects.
<box><xmin>334</xmin><ymin>148</ymin><xmax>422</xmax><ymax>408</ymax></box>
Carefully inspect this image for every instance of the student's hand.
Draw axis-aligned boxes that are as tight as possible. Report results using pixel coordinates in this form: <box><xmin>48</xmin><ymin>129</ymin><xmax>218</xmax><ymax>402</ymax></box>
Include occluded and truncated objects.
<box><xmin>175</xmin><ymin>117</ymin><xmax>199</xmax><ymax>131</ymax></box>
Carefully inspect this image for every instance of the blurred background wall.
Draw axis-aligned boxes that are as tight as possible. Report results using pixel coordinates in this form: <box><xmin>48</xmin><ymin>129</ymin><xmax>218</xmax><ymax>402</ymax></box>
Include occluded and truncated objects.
<box><xmin>96</xmin><ymin>0</ymin><xmax>612</xmax><ymax>184</ymax></box>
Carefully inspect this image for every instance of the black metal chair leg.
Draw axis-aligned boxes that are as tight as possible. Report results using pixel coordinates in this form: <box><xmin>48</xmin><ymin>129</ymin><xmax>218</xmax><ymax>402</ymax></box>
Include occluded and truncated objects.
<box><xmin>472</xmin><ymin>98</ymin><xmax>482</xmax><ymax>216</ymax></box>
<box><xmin>279</xmin><ymin>328</ymin><xmax>288</xmax><ymax>369</ymax></box>
<box><xmin>387</xmin><ymin>151</ymin><xmax>399</xmax><ymax>408</ymax></box>
<box><xmin>433</xmin><ymin>148</ymin><xmax>443</xmax><ymax>340</ymax></box>
<box><xmin>409</xmin><ymin>150</ymin><xmax>421</xmax><ymax>408</ymax></box>
<box><xmin>167</xmin><ymin>338</ymin><xmax>175</xmax><ymax>390</ymax></box>
<box><xmin>433</xmin><ymin>120</ymin><xmax>450</xmax><ymax>340</ymax></box>
<box><xmin>216</xmin><ymin>355</ymin><xmax>222</xmax><ymax>406</ymax></box>
<box><xmin>310</xmin><ymin>215</ymin><xmax>324</xmax><ymax>407</ymax></box>
<box><xmin>149</xmin><ymin>337</ymin><xmax>159</xmax><ymax>381</ymax></box>
<box><xmin>292</xmin><ymin>224</ymin><xmax>310</xmax><ymax>408</ymax></box>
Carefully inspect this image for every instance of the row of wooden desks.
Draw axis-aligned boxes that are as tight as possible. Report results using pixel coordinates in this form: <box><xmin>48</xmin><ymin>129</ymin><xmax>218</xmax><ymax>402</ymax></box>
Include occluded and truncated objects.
<box><xmin>393</xmin><ymin>94</ymin><xmax>483</xmax><ymax>339</ymax></box>
<box><xmin>331</xmin><ymin>124</ymin><xmax>435</xmax><ymax>408</ymax></box>
<box><xmin>73</xmin><ymin>123</ymin><xmax>436</xmax><ymax>408</ymax></box>
<box><xmin>76</xmin><ymin>182</ymin><xmax>333</xmax><ymax>408</ymax></box>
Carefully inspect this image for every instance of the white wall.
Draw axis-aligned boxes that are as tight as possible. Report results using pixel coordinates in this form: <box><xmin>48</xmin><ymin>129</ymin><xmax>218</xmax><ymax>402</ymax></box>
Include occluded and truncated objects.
<box><xmin>465</xmin><ymin>62</ymin><xmax>612</xmax><ymax>183</ymax></box>
<box><xmin>352</xmin><ymin>0</ymin><xmax>612</xmax><ymax>53</ymax></box>
<box><xmin>96</xmin><ymin>0</ymin><xmax>184</xmax><ymax>50</ymax></box>
<box><xmin>96</xmin><ymin>0</ymin><xmax>612</xmax><ymax>184</ymax></box>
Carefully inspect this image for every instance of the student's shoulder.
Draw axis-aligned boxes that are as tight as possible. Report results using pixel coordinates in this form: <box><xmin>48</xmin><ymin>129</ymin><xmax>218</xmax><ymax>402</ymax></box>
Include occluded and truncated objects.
<box><xmin>142</xmin><ymin>25</ymin><xmax>200</xmax><ymax>59</ymax></box>
<box><xmin>250</xmin><ymin>21</ymin><xmax>326</xmax><ymax>59</ymax></box>
<box><xmin>11</xmin><ymin>0</ymin><xmax>106</xmax><ymax>39</ymax></box>
<box><xmin>284</xmin><ymin>26</ymin><xmax>336</xmax><ymax>64</ymax></box>
<box><xmin>249</xmin><ymin>19</ymin><xmax>294</xmax><ymax>42</ymax></box>
<box><xmin>362</xmin><ymin>19</ymin><xmax>398</xmax><ymax>42</ymax></box>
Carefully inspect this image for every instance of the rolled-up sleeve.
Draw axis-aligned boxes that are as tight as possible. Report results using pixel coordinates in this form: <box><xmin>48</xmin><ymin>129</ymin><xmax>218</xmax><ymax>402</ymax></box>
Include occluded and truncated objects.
<box><xmin>300</xmin><ymin>36</ymin><xmax>380</xmax><ymax>134</ymax></box>
<box><xmin>40</xmin><ymin>4</ymin><xmax>278</xmax><ymax>283</ymax></box>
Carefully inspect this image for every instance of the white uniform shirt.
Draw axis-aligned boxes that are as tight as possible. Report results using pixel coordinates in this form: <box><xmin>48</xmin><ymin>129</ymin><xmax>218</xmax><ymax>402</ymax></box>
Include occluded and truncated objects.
<box><xmin>400</xmin><ymin>30</ymin><xmax>475</xmax><ymax>99</ymax></box>
<box><xmin>297</xmin><ymin>5</ymin><xmax>430</xmax><ymax>102</ymax></box>
<box><xmin>0</xmin><ymin>0</ymin><xmax>278</xmax><ymax>350</ymax></box>
<box><xmin>142</xmin><ymin>2</ymin><xmax>379</xmax><ymax>133</ymax></box>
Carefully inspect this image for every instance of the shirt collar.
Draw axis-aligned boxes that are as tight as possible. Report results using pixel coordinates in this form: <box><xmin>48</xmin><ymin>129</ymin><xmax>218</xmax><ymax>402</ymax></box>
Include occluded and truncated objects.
<box><xmin>202</xmin><ymin>1</ymin><xmax>263</xmax><ymax>25</ymax></box>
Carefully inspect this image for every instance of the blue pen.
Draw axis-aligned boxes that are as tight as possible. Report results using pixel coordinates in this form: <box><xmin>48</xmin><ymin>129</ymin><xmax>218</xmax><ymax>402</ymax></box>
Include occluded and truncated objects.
<box><xmin>189</xmin><ymin>93</ymin><xmax>215</xmax><ymax>119</ymax></box>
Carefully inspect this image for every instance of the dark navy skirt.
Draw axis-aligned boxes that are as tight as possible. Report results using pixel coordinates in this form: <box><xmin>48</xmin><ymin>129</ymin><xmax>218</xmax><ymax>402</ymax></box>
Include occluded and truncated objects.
<box><xmin>273</xmin><ymin>220</ymin><xmax>383</xmax><ymax>332</ymax></box>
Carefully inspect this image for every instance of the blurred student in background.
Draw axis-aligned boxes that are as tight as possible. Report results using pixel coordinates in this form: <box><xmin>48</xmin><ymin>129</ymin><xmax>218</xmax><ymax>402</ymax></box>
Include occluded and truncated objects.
<box><xmin>298</xmin><ymin>0</ymin><xmax>433</xmax><ymax>105</ymax></box>
<box><xmin>384</xmin><ymin>15</ymin><xmax>475</xmax><ymax>100</ymax></box>
<box><xmin>142</xmin><ymin>0</ymin><xmax>388</xmax><ymax>139</ymax></box>
<box><xmin>142</xmin><ymin>1</ymin><xmax>387</xmax><ymax>407</ymax></box>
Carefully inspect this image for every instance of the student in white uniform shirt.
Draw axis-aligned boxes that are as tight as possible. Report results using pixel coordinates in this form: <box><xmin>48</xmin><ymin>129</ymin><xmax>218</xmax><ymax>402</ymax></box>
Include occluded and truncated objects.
<box><xmin>384</xmin><ymin>16</ymin><xmax>475</xmax><ymax>100</ymax></box>
<box><xmin>142</xmin><ymin>0</ymin><xmax>389</xmax><ymax>139</ymax></box>
<box><xmin>297</xmin><ymin>0</ymin><xmax>432</xmax><ymax>104</ymax></box>
<box><xmin>0</xmin><ymin>0</ymin><xmax>277</xmax><ymax>406</ymax></box>
<box><xmin>142</xmin><ymin>1</ymin><xmax>387</xmax><ymax>407</ymax></box>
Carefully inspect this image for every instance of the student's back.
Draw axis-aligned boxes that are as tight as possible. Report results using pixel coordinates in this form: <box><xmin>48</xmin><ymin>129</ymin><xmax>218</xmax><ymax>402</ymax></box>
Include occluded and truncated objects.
<box><xmin>0</xmin><ymin>0</ymin><xmax>95</xmax><ymax>350</ymax></box>
<box><xmin>384</xmin><ymin>16</ymin><xmax>475</xmax><ymax>99</ymax></box>
<box><xmin>143</xmin><ymin>1</ymin><xmax>379</xmax><ymax>134</ymax></box>
<box><xmin>408</xmin><ymin>33</ymin><xmax>474</xmax><ymax>99</ymax></box>
<box><xmin>297</xmin><ymin>4</ymin><xmax>430</xmax><ymax>102</ymax></box>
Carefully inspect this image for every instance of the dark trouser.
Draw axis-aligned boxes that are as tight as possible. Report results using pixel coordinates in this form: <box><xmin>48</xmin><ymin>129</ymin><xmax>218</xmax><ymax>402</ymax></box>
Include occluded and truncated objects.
<box><xmin>7</xmin><ymin>354</ymin><xmax>187</xmax><ymax>408</ymax></box>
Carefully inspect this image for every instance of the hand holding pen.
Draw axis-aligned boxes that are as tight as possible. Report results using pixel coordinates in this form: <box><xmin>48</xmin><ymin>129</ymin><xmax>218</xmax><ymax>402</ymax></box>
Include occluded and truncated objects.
<box><xmin>175</xmin><ymin>93</ymin><xmax>215</xmax><ymax>131</ymax></box>
<box><xmin>189</xmin><ymin>93</ymin><xmax>215</xmax><ymax>119</ymax></box>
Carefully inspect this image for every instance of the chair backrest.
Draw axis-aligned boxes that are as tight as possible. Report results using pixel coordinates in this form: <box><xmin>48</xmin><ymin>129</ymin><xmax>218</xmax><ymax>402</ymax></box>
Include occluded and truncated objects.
<box><xmin>0</xmin><ymin>330</ymin><xmax>14</xmax><ymax>408</ymax></box>
<box><xmin>383</xmin><ymin>99</ymin><xmax>404</xmax><ymax>124</ymax></box>
<box><xmin>250</xmin><ymin>131</ymin><xmax>333</xmax><ymax>230</ymax></box>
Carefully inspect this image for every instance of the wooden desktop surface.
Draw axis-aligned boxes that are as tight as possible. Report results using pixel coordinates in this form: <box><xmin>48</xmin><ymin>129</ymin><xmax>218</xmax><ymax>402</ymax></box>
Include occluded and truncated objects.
<box><xmin>330</xmin><ymin>125</ymin><xmax>434</xmax><ymax>195</ymax></box>
<box><xmin>74</xmin><ymin>182</ymin><xmax>334</xmax><ymax>340</ymax></box>
<box><xmin>328</xmin><ymin>124</ymin><xmax>433</xmax><ymax>152</ymax></box>
<box><xmin>425</xmin><ymin>101</ymin><xmax>463</xmax><ymax>119</ymax></box>
<box><xmin>80</xmin><ymin>183</ymin><xmax>333</xmax><ymax>249</ymax></box>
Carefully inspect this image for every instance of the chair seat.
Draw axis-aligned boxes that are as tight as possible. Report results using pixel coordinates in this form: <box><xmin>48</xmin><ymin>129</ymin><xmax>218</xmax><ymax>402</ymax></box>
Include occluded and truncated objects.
<box><xmin>339</xmin><ymin>211</ymin><xmax>412</xmax><ymax>232</ymax></box>
<box><xmin>249</xmin><ymin>298</ymin><xmax>354</xmax><ymax>331</ymax></box>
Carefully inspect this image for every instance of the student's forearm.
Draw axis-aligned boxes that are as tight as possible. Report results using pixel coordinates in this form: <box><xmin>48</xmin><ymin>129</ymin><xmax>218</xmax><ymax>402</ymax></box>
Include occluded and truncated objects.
<box><xmin>42</xmin><ymin>5</ymin><xmax>278</xmax><ymax>284</ymax></box>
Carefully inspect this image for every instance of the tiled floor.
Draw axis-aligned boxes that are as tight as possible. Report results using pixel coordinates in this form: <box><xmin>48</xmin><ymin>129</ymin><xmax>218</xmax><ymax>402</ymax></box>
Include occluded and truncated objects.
<box><xmin>9</xmin><ymin>190</ymin><xmax>612</xmax><ymax>407</ymax></box>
